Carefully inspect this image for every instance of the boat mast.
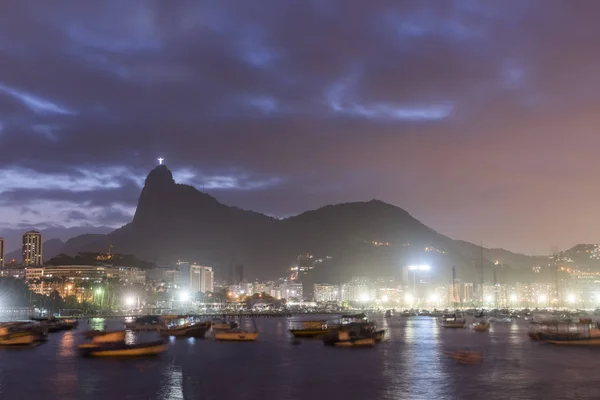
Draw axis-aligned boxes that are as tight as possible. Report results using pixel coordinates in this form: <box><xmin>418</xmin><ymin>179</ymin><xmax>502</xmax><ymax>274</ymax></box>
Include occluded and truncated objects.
<box><xmin>452</xmin><ymin>266</ymin><xmax>457</xmax><ymax>310</ymax></box>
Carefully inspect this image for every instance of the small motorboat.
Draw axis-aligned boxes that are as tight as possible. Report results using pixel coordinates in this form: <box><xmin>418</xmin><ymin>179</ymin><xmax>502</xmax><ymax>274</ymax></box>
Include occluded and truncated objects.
<box><xmin>159</xmin><ymin>320</ymin><xmax>212</xmax><ymax>338</ymax></box>
<box><xmin>0</xmin><ymin>324</ymin><xmax>37</xmax><ymax>346</ymax></box>
<box><xmin>472</xmin><ymin>320</ymin><xmax>490</xmax><ymax>332</ymax></box>
<box><xmin>78</xmin><ymin>331</ymin><xmax>168</xmax><ymax>357</ymax></box>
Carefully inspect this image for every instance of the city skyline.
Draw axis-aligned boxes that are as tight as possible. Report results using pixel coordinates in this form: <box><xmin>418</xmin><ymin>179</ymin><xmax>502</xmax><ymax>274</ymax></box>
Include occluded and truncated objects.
<box><xmin>3</xmin><ymin>2</ymin><xmax>600</xmax><ymax>255</ymax></box>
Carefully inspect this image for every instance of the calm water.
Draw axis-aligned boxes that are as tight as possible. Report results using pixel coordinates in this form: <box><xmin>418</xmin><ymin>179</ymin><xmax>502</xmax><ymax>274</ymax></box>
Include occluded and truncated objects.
<box><xmin>0</xmin><ymin>316</ymin><xmax>598</xmax><ymax>400</ymax></box>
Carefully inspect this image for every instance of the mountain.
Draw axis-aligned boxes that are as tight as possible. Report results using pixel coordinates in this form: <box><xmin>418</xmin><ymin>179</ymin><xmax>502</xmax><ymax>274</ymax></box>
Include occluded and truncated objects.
<box><xmin>65</xmin><ymin>165</ymin><xmax>542</xmax><ymax>282</ymax></box>
<box><xmin>4</xmin><ymin>238</ymin><xmax>64</xmax><ymax>263</ymax></box>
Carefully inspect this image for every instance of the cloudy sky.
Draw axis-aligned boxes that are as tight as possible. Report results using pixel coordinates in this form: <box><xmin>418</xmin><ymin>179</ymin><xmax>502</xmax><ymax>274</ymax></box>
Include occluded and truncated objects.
<box><xmin>1</xmin><ymin>0</ymin><xmax>600</xmax><ymax>254</ymax></box>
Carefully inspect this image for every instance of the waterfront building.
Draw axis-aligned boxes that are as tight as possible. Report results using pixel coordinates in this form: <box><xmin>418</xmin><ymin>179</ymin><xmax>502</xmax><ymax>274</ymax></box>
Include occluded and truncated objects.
<box><xmin>280</xmin><ymin>281</ymin><xmax>303</xmax><ymax>300</ymax></box>
<box><xmin>0</xmin><ymin>237</ymin><xmax>4</xmax><ymax>267</ymax></box>
<box><xmin>0</xmin><ymin>267</ymin><xmax>26</xmax><ymax>279</ymax></box>
<box><xmin>25</xmin><ymin>265</ymin><xmax>146</xmax><ymax>297</ymax></box>
<box><xmin>313</xmin><ymin>283</ymin><xmax>339</xmax><ymax>302</ymax></box>
<box><xmin>105</xmin><ymin>267</ymin><xmax>146</xmax><ymax>285</ymax></box>
<box><xmin>22</xmin><ymin>230</ymin><xmax>42</xmax><ymax>266</ymax></box>
<box><xmin>570</xmin><ymin>271</ymin><xmax>600</xmax><ymax>307</ymax></box>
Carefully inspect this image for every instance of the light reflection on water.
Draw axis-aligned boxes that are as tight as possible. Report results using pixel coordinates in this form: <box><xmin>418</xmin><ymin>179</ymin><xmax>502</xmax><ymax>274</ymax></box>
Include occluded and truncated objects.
<box><xmin>3</xmin><ymin>316</ymin><xmax>600</xmax><ymax>399</ymax></box>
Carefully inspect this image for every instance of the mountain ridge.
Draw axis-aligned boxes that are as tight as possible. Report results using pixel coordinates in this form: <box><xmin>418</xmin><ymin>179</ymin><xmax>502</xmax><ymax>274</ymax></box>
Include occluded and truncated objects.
<box><xmin>61</xmin><ymin>165</ymin><xmax>542</xmax><ymax>282</ymax></box>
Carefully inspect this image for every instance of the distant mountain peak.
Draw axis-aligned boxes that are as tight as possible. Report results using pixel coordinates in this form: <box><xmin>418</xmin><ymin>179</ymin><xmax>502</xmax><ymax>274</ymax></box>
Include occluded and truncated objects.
<box><xmin>144</xmin><ymin>165</ymin><xmax>175</xmax><ymax>188</ymax></box>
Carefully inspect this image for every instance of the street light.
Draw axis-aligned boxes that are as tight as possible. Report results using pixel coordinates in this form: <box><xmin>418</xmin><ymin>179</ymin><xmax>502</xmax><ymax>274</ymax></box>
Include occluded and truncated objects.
<box><xmin>179</xmin><ymin>291</ymin><xmax>189</xmax><ymax>302</ymax></box>
<box><xmin>125</xmin><ymin>296</ymin><xmax>135</xmax><ymax>307</ymax></box>
<box><xmin>96</xmin><ymin>288</ymin><xmax>103</xmax><ymax>295</ymax></box>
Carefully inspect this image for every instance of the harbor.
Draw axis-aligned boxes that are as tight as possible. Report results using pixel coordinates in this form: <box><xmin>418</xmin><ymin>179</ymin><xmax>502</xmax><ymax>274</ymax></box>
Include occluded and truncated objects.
<box><xmin>2</xmin><ymin>313</ymin><xmax>600</xmax><ymax>399</ymax></box>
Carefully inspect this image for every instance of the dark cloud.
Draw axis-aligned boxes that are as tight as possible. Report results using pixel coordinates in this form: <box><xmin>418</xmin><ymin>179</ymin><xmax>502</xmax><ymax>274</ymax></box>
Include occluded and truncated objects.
<box><xmin>1</xmin><ymin>0</ymin><xmax>600</xmax><ymax>254</ymax></box>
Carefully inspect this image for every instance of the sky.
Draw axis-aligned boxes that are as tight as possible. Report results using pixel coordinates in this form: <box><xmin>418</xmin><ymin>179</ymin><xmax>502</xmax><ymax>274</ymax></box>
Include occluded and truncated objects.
<box><xmin>1</xmin><ymin>0</ymin><xmax>600</xmax><ymax>255</ymax></box>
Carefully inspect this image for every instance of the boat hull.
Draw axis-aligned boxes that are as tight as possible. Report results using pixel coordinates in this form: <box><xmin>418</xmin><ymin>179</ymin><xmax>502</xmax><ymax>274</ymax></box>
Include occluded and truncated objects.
<box><xmin>333</xmin><ymin>338</ymin><xmax>376</xmax><ymax>347</ymax></box>
<box><xmin>442</xmin><ymin>323</ymin><xmax>465</xmax><ymax>329</ymax></box>
<box><xmin>79</xmin><ymin>340</ymin><xmax>168</xmax><ymax>357</ymax></box>
<box><xmin>289</xmin><ymin>329</ymin><xmax>332</xmax><ymax>338</ymax></box>
<box><xmin>546</xmin><ymin>338</ymin><xmax>600</xmax><ymax>346</ymax></box>
<box><xmin>214</xmin><ymin>331</ymin><xmax>258</xmax><ymax>341</ymax></box>
<box><xmin>0</xmin><ymin>334</ymin><xmax>36</xmax><ymax>346</ymax></box>
<box><xmin>160</xmin><ymin>324</ymin><xmax>211</xmax><ymax>338</ymax></box>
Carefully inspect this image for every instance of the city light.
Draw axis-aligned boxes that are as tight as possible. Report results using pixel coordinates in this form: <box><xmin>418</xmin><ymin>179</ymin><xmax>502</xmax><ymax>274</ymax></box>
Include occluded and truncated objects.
<box><xmin>485</xmin><ymin>295</ymin><xmax>493</xmax><ymax>303</ymax></box>
<box><xmin>359</xmin><ymin>293</ymin><xmax>369</xmax><ymax>302</ymax></box>
<box><xmin>408</xmin><ymin>265</ymin><xmax>431</xmax><ymax>271</ymax></box>
<box><xmin>125</xmin><ymin>296</ymin><xmax>135</xmax><ymax>307</ymax></box>
<box><xmin>381</xmin><ymin>295</ymin><xmax>389</xmax><ymax>303</ymax></box>
<box><xmin>538</xmin><ymin>294</ymin><xmax>547</xmax><ymax>302</ymax></box>
<box><xmin>510</xmin><ymin>293</ymin><xmax>518</xmax><ymax>302</ymax></box>
<box><xmin>95</xmin><ymin>288</ymin><xmax>102</xmax><ymax>295</ymax></box>
<box><xmin>567</xmin><ymin>294</ymin><xmax>576</xmax><ymax>303</ymax></box>
<box><xmin>404</xmin><ymin>293</ymin><xmax>413</xmax><ymax>303</ymax></box>
<box><xmin>179</xmin><ymin>291</ymin><xmax>190</xmax><ymax>302</ymax></box>
<box><xmin>428</xmin><ymin>293</ymin><xmax>439</xmax><ymax>303</ymax></box>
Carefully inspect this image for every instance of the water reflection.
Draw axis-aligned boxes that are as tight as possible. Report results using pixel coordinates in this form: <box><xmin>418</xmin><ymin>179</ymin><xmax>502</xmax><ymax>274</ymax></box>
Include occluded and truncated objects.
<box><xmin>159</xmin><ymin>363</ymin><xmax>183</xmax><ymax>400</ymax></box>
<box><xmin>58</xmin><ymin>331</ymin><xmax>75</xmax><ymax>357</ymax></box>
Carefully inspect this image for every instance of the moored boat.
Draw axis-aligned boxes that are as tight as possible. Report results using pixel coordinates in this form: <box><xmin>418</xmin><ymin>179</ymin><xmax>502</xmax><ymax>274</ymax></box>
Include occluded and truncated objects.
<box><xmin>159</xmin><ymin>320</ymin><xmax>212</xmax><ymax>338</ymax></box>
<box><xmin>441</xmin><ymin>313</ymin><xmax>466</xmax><ymax>328</ymax></box>
<box><xmin>213</xmin><ymin>330</ymin><xmax>259</xmax><ymax>341</ymax></box>
<box><xmin>212</xmin><ymin>319</ymin><xmax>239</xmax><ymax>331</ymax></box>
<box><xmin>472</xmin><ymin>320</ymin><xmax>490</xmax><ymax>332</ymax></box>
<box><xmin>0</xmin><ymin>325</ymin><xmax>37</xmax><ymax>346</ymax></box>
<box><xmin>289</xmin><ymin>320</ymin><xmax>333</xmax><ymax>338</ymax></box>
<box><xmin>78</xmin><ymin>330</ymin><xmax>168</xmax><ymax>357</ymax></box>
<box><xmin>214</xmin><ymin>318</ymin><xmax>259</xmax><ymax>341</ymax></box>
<box><xmin>125</xmin><ymin>315</ymin><xmax>166</xmax><ymax>331</ymax></box>
<box><xmin>324</xmin><ymin>327</ymin><xmax>376</xmax><ymax>348</ymax></box>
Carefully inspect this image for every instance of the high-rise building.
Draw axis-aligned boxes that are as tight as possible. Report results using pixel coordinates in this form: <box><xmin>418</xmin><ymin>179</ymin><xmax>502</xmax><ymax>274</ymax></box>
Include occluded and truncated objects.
<box><xmin>313</xmin><ymin>284</ymin><xmax>339</xmax><ymax>302</ymax></box>
<box><xmin>0</xmin><ymin>237</ymin><xmax>4</xmax><ymax>267</ymax></box>
<box><xmin>462</xmin><ymin>283</ymin><xmax>474</xmax><ymax>304</ymax></box>
<box><xmin>200</xmin><ymin>266</ymin><xmax>214</xmax><ymax>293</ymax></box>
<box><xmin>178</xmin><ymin>262</ymin><xmax>214</xmax><ymax>293</ymax></box>
<box><xmin>22</xmin><ymin>231</ymin><xmax>42</xmax><ymax>266</ymax></box>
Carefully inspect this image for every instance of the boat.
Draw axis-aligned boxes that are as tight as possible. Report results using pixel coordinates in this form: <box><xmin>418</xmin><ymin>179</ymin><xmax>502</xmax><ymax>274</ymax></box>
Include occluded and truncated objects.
<box><xmin>289</xmin><ymin>320</ymin><xmax>333</xmax><ymax>338</ymax></box>
<box><xmin>125</xmin><ymin>315</ymin><xmax>166</xmax><ymax>331</ymax></box>
<box><xmin>384</xmin><ymin>310</ymin><xmax>393</xmax><ymax>318</ymax></box>
<box><xmin>214</xmin><ymin>318</ymin><xmax>259</xmax><ymax>341</ymax></box>
<box><xmin>324</xmin><ymin>325</ymin><xmax>376</xmax><ymax>348</ymax></box>
<box><xmin>538</xmin><ymin>322</ymin><xmax>600</xmax><ymax>346</ymax></box>
<box><xmin>0</xmin><ymin>324</ymin><xmax>37</xmax><ymax>346</ymax></box>
<box><xmin>78</xmin><ymin>330</ymin><xmax>168</xmax><ymax>357</ymax></box>
<box><xmin>36</xmin><ymin>317</ymin><xmax>78</xmax><ymax>333</ymax></box>
<box><xmin>472</xmin><ymin>320</ymin><xmax>490</xmax><ymax>332</ymax></box>
<box><xmin>212</xmin><ymin>319</ymin><xmax>239</xmax><ymax>331</ymax></box>
<box><xmin>159</xmin><ymin>320</ymin><xmax>212</xmax><ymax>338</ymax></box>
<box><xmin>441</xmin><ymin>313</ymin><xmax>466</xmax><ymax>328</ymax></box>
